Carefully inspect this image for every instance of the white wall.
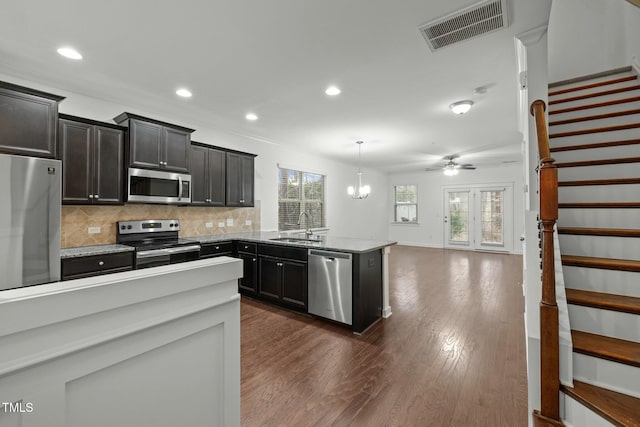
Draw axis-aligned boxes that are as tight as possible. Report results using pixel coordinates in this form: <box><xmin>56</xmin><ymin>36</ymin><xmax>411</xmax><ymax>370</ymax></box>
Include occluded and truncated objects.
<box><xmin>624</xmin><ymin>1</ymin><xmax>640</xmax><ymax>70</ymax></box>
<box><xmin>548</xmin><ymin>0</ymin><xmax>631</xmax><ymax>82</ymax></box>
<box><xmin>387</xmin><ymin>163</ymin><xmax>525</xmax><ymax>253</ymax></box>
<box><xmin>0</xmin><ymin>72</ymin><xmax>389</xmax><ymax>241</ymax></box>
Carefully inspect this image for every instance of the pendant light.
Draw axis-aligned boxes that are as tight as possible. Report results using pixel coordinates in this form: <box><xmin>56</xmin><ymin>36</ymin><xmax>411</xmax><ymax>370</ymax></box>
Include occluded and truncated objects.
<box><xmin>347</xmin><ymin>141</ymin><xmax>371</xmax><ymax>199</ymax></box>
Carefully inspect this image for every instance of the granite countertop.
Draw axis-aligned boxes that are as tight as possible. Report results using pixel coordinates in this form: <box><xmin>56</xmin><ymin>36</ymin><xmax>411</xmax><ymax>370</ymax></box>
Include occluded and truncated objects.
<box><xmin>60</xmin><ymin>244</ymin><xmax>135</xmax><ymax>259</ymax></box>
<box><xmin>61</xmin><ymin>232</ymin><xmax>397</xmax><ymax>257</ymax></box>
<box><xmin>188</xmin><ymin>231</ymin><xmax>397</xmax><ymax>253</ymax></box>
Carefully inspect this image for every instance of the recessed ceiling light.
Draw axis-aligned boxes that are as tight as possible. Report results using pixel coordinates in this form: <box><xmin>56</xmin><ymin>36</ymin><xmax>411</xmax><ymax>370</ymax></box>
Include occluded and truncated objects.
<box><xmin>449</xmin><ymin>100</ymin><xmax>474</xmax><ymax>115</ymax></box>
<box><xmin>57</xmin><ymin>47</ymin><xmax>82</xmax><ymax>60</ymax></box>
<box><xmin>325</xmin><ymin>86</ymin><xmax>341</xmax><ymax>96</ymax></box>
<box><xmin>245</xmin><ymin>113</ymin><xmax>258</xmax><ymax>121</ymax></box>
<box><xmin>176</xmin><ymin>88</ymin><xmax>192</xmax><ymax>98</ymax></box>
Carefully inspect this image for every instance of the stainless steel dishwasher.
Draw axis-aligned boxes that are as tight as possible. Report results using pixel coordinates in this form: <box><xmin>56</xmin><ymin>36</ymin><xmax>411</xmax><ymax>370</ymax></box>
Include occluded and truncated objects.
<box><xmin>308</xmin><ymin>249</ymin><xmax>353</xmax><ymax>325</ymax></box>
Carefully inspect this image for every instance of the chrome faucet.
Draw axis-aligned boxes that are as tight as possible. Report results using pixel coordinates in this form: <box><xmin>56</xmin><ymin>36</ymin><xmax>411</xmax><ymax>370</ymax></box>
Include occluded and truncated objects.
<box><xmin>297</xmin><ymin>211</ymin><xmax>313</xmax><ymax>238</ymax></box>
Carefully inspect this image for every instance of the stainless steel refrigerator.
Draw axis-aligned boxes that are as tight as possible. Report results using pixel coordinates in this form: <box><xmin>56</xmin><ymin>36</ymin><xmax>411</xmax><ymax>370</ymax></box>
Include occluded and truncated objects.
<box><xmin>0</xmin><ymin>153</ymin><xmax>61</xmax><ymax>290</ymax></box>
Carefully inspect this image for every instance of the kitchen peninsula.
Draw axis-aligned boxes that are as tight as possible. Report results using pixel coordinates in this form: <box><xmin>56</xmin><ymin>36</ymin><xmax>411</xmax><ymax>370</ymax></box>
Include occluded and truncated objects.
<box><xmin>61</xmin><ymin>231</ymin><xmax>397</xmax><ymax>334</ymax></box>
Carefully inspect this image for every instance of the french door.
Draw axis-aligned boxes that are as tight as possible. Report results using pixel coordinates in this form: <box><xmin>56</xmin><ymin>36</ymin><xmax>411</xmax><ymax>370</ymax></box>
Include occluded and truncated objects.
<box><xmin>444</xmin><ymin>185</ymin><xmax>512</xmax><ymax>252</ymax></box>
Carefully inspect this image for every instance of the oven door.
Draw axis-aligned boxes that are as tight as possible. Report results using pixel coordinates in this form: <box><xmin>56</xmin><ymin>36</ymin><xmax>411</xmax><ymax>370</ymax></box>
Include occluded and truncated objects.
<box><xmin>128</xmin><ymin>168</ymin><xmax>191</xmax><ymax>204</ymax></box>
<box><xmin>136</xmin><ymin>245</ymin><xmax>201</xmax><ymax>269</ymax></box>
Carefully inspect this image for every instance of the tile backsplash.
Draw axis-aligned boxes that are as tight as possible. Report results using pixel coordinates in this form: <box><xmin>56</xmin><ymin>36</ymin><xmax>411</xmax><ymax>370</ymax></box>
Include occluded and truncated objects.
<box><xmin>61</xmin><ymin>201</ymin><xmax>260</xmax><ymax>248</ymax></box>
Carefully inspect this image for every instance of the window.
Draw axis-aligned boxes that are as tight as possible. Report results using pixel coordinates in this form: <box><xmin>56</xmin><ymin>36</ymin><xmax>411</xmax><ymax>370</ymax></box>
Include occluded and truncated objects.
<box><xmin>278</xmin><ymin>167</ymin><xmax>326</xmax><ymax>231</ymax></box>
<box><xmin>394</xmin><ymin>185</ymin><xmax>418</xmax><ymax>223</ymax></box>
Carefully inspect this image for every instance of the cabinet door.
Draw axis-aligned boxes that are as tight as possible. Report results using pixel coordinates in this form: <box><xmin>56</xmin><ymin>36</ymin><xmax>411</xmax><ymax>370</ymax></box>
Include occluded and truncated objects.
<box><xmin>93</xmin><ymin>126</ymin><xmax>124</xmax><ymax>204</ymax></box>
<box><xmin>258</xmin><ymin>257</ymin><xmax>281</xmax><ymax>300</ymax></box>
<box><xmin>238</xmin><ymin>253</ymin><xmax>258</xmax><ymax>294</ymax></box>
<box><xmin>129</xmin><ymin>119</ymin><xmax>162</xmax><ymax>168</ymax></box>
<box><xmin>189</xmin><ymin>145</ymin><xmax>209</xmax><ymax>205</ymax></box>
<box><xmin>0</xmin><ymin>86</ymin><xmax>59</xmax><ymax>158</ymax></box>
<box><xmin>60</xmin><ymin>119</ymin><xmax>93</xmax><ymax>204</ymax></box>
<box><xmin>225</xmin><ymin>152</ymin><xmax>243</xmax><ymax>206</ymax></box>
<box><xmin>240</xmin><ymin>154</ymin><xmax>255</xmax><ymax>207</ymax></box>
<box><xmin>281</xmin><ymin>260</ymin><xmax>307</xmax><ymax>309</ymax></box>
<box><xmin>163</xmin><ymin>127</ymin><xmax>190</xmax><ymax>173</ymax></box>
<box><xmin>208</xmin><ymin>148</ymin><xmax>226</xmax><ymax>206</ymax></box>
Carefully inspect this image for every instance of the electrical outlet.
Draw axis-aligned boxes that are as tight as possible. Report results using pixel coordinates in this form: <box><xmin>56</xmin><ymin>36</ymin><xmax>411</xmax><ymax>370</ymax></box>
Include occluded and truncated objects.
<box><xmin>218</xmin><ymin>222</ymin><xmax>225</xmax><ymax>228</ymax></box>
<box><xmin>205</xmin><ymin>222</ymin><xmax>213</xmax><ymax>228</ymax></box>
<box><xmin>226</xmin><ymin>218</ymin><xmax>233</xmax><ymax>226</ymax></box>
<box><xmin>88</xmin><ymin>227</ymin><xmax>101</xmax><ymax>234</ymax></box>
<box><xmin>245</xmin><ymin>220</ymin><xmax>252</xmax><ymax>226</ymax></box>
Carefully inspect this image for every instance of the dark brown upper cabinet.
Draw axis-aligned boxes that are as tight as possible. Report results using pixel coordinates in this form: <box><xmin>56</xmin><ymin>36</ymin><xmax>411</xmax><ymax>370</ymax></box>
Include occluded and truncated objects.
<box><xmin>113</xmin><ymin>112</ymin><xmax>194</xmax><ymax>173</ymax></box>
<box><xmin>0</xmin><ymin>81</ymin><xmax>65</xmax><ymax>158</ymax></box>
<box><xmin>59</xmin><ymin>114</ymin><xmax>125</xmax><ymax>205</ymax></box>
<box><xmin>226</xmin><ymin>151</ymin><xmax>255</xmax><ymax>207</ymax></box>
<box><xmin>190</xmin><ymin>142</ymin><xmax>226</xmax><ymax>206</ymax></box>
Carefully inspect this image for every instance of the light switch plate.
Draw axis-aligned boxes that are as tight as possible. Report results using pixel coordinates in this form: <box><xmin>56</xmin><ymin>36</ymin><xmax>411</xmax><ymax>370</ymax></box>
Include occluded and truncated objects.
<box><xmin>226</xmin><ymin>218</ymin><xmax>233</xmax><ymax>226</ymax></box>
<box><xmin>205</xmin><ymin>222</ymin><xmax>213</xmax><ymax>228</ymax></box>
<box><xmin>88</xmin><ymin>227</ymin><xmax>101</xmax><ymax>234</ymax></box>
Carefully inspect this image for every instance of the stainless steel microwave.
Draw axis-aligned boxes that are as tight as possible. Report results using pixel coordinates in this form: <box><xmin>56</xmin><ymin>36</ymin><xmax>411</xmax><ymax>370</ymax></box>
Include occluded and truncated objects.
<box><xmin>127</xmin><ymin>168</ymin><xmax>191</xmax><ymax>204</ymax></box>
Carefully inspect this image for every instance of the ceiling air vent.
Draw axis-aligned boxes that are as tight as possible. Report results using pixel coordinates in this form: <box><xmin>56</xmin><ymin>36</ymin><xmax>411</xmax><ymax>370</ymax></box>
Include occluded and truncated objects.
<box><xmin>418</xmin><ymin>0</ymin><xmax>509</xmax><ymax>51</ymax></box>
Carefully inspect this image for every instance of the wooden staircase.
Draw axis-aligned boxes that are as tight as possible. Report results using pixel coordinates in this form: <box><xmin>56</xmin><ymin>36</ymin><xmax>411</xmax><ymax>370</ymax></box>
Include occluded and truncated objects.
<box><xmin>548</xmin><ymin>66</ymin><xmax>640</xmax><ymax>426</ymax></box>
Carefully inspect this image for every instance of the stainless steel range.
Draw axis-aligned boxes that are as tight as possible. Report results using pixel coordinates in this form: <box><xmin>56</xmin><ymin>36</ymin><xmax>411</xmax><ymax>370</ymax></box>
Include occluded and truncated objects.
<box><xmin>117</xmin><ymin>219</ymin><xmax>201</xmax><ymax>269</ymax></box>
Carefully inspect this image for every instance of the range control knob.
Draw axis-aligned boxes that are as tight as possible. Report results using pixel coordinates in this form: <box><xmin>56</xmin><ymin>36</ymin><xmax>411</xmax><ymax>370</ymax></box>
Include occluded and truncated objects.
<box><xmin>120</xmin><ymin>225</ymin><xmax>125</xmax><ymax>230</ymax></box>
<box><xmin>127</xmin><ymin>225</ymin><xmax>132</xmax><ymax>230</ymax></box>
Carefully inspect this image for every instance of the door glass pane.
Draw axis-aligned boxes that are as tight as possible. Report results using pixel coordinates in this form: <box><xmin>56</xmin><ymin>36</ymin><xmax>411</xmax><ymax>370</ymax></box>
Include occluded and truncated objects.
<box><xmin>480</xmin><ymin>190</ymin><xmax>504</xmax><ymax>245</ymax></box>
<box><xmin>448</xmin><ymin>192</ymin><xmax>469</xmax><ymax>243</ymax></box>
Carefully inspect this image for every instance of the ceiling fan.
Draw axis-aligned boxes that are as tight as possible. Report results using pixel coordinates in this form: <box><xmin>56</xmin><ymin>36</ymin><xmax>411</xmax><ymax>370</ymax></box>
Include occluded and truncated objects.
<box><xmin>425</xmin><ymin>155</ymin><xmax>476</xmax><ymax>175</ymax></box>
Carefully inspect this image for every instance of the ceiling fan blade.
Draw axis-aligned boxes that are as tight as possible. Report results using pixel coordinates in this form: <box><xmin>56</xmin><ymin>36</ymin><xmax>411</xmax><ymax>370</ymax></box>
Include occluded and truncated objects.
<box><xmin>424</xmin><ymin>167</ymin><xmax>442</xmax><ymax>171</ymax></box>
<box><xmin>459</xmin><ymin>165</ymin><xmax>476</xmax><ymax>170</ymax></box>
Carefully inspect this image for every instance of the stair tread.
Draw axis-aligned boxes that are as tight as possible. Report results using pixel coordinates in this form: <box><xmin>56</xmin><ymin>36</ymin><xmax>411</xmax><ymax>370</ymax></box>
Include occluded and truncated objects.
<box><xmin>572</xmin><ymin>330</ymin><xmax>640</xmax><ymax>368</ymax></box>
<box><xmin>555</xmin><ymin>157</ymin><xmax>640</xmax><ymax>168</ymax></box>
<box><xmin>549</xmin><ymin>66</ymin><xmax>633</xmax><ymax>88</ymax></box>
<box><xmin>559</xmin><ymin>178</ymin><xmax>640</xmax><ymax>186</ymax></box>
<box><xmin>549</xmin><ymin>84</ymin><xmax>640</xmax><ymax>105</ymax></box>
<box><xmin>562</xmin><ymin>255</ymin><xmax>640</xmax><ymax>272</ymax></box>
<box><xmin>558</xmin><ymin>227</ymin><xmax>640</xmax><ymax>237</ymax></box>
<box><xmin>548</xmin><ymin>75</ymin><xmax>638</xmax><ymax>97</ymax></box>
<box><xmin>566</xmin><ymin>289</ymin><xmax>640</xmax><ymax>315</ymax></box>
<box><xmin>549</xmin><ymin>95</ymin><xmax>640</xmax><ymax>115</ymax></box>
<box><xmin>550</xmin><ymin>138</ymin><xmax>640</xmax><ymax>152</ymax></box>
<box><xmin>549</xmin><ymin>108</ymin><xmax>640</xmax><ymax>126</ymax></box>
<box><xmin>549</xmin><ymin>122</ymin><xmax>640</xmax><ymax>138</ymax></box>
<box><xmin>559</xmin><ymin>202</ymin><xmax>640</xmax><ymax>209</ymax></box>
<box><xmin>561</xmin><ymin>380</ymin><xmax>640</xmax><ymax>427</ymax></box>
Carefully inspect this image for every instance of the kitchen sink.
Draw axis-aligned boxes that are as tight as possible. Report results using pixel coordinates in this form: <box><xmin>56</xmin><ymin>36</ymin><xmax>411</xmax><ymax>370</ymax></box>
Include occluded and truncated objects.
<box><xmin>269</xmin><ymin>237</ymin><xmax>322</xmax><ymax>244</ymax></box>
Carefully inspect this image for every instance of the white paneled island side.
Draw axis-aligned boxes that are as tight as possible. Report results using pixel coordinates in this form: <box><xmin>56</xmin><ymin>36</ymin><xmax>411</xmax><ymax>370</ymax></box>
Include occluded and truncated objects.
<box><xmin>0</xmin><ymin>257</ymin><xmax>242</xmax><ymax>427</ymax></box>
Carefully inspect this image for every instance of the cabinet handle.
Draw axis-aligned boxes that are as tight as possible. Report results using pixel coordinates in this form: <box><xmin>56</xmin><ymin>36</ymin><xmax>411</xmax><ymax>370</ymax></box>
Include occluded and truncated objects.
<box><xmin>98</xmin><ymin>261</ymin><xmax>104</xmax><ymax>266</ymax></box>
<box><xmin>94</xmin><ymin>194</ymin><xmax>99</xmax><ymax>199</ymax></box>
<box><xmin>240</xmin><ymin>199</ymin><xmax>245</xmax><ymax>203</ymax></box>
<box><xmin>252</xmin><ymin>258</ymin><xmax>256</xmax><ymax>262</ymax></box>
<box><xmin>206</xmin><ymin>198</ymin><xmax>211</xmax><ymax>202</ymax></box>
<box><xmin>215</xmin><ymin>246</ymin><xmax>220</xmax><ymax>250</ymax></box>
<box><xmin>277</xmin><ymin>262</ymin><xmax>283</xmax><ymax>267</ymax></box>
<box><xmin>88</xmin><ymin>194</ymin><xmax>94</xmax><ymax>199</ymax></box>
<box><xmin>244</xmin><ymin>245</ymin><xmax>249</xmax><ymax>249</ymax></box>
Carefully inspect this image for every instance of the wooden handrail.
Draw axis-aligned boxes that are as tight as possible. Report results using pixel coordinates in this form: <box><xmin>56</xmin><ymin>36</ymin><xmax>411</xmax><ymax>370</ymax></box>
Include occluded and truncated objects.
<box><xmin>530</xmin><ymin>100</ymin><xmax>563</xmax><ymax>426</ymax></box>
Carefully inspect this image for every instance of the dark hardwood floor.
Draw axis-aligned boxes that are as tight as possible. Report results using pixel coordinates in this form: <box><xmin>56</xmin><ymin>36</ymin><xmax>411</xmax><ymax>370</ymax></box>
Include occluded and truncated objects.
<box><xmin>241</xmin><ymin>246</ymin><xmax>528</xmax><ymax>426</ymax></box>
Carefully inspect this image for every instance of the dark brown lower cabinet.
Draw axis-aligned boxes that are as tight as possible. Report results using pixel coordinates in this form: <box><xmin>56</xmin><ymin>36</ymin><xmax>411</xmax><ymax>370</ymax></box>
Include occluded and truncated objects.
<box><xmin>257</xmin><ymin>244</ymin><xmax>307</xmax><ymax>311</ymax></box>
<box><xmin>61</xmin><ymin>252</ymin><xmax>134</xmax><ymax>281</ymax></box>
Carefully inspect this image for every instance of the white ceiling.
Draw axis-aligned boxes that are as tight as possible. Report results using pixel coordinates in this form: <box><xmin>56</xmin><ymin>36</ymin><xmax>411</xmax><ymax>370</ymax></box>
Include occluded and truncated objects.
<box><xmin>0</xmin><ymin>0</ymin><xmax>550</xmax><ymax>173</ymax></box>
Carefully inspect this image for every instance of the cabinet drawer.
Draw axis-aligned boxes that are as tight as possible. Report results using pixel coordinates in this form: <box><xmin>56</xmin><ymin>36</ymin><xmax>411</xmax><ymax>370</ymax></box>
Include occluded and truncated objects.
<box><xmin>62</xmin><ymin>252</ymin><xmax>134</xmax><ymax>279</ymax></box>
<box><xmin>200</xmin><ymin>241</ymin><xmax>234</xmax><ymax>258</ymax></box>
<box><xmin>237</xmin><ymin>241</ymin><xmax>257</xmax><ymax>254</ymax></box>
<box><xmin>258</xmin><ymin>243</ymin><xmax>307</xmax><ymax>262</ymax></box>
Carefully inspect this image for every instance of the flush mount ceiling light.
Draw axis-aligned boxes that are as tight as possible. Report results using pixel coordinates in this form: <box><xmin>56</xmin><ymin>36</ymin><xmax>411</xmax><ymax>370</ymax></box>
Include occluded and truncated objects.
<box><xmin>245</xmin><ymin>113</ymin><xmax>258</xmax><ymax>121</ymax></box>
<box><xmin>449</xmin><ymin>100</ymin><xmax>474</xmax><ymax>114</ymax></box>
<box><xmin>325</xmin><ymin>86</ymin><xmax>341</xmax><ymax>96</ymax></box>
<box><xmin>57</xmin><ymin>47</ymin><xmax>82</xmax><ymax>60</ymax></box>
<box><xmin>175</xmin><ymin>88</ymin><xmax>192</xmax><ymax>98</ymax></box>
<box><xmin>347</xmin><ymin>141</ymin><xmax>371</xmax><ymax>199</ymax></box>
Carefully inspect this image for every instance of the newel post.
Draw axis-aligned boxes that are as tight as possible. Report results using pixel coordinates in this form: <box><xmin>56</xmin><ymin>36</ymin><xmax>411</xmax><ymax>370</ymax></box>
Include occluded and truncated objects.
<box><xmin>530</xmin><ymin>100</ymin><xmax>563</xmax><ymax>426</ymax></box>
